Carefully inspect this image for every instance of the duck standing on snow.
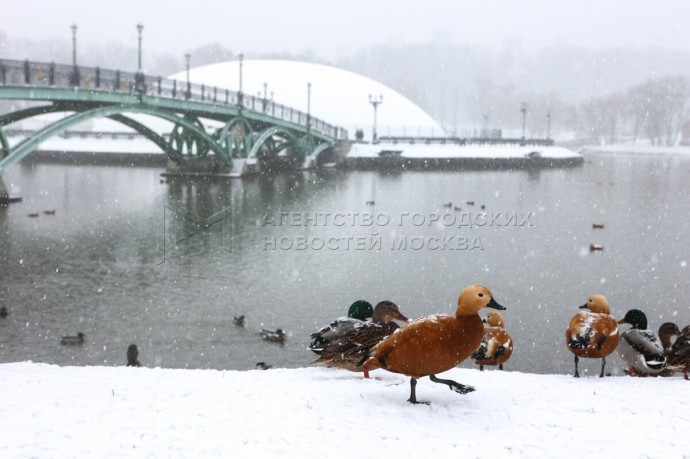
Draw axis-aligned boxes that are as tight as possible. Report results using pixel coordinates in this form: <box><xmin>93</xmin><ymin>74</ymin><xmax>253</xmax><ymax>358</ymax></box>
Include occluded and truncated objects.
<box><xmin>617</xmin><ymin>309</ymin><xmax>666</xmax><ymax>376</ymax></box>
<box><xmin>565</xmin><ymin>294</ymin><xmax>619</xmax><ymax>378</ymax></box>
<box><xmin>61</xmin><ymin>332</ymin><xmax>86</xmax><ymax>345</ymax></box>
<box><xmin>360</xmin><ymin>285</ymin><xmax>506</xmax><ymax>404</ymax></box>
<box><xmin>658</xmin><ymin>322</ymin><xmax>690</xmax><ymax>380</ymax></box>
<box><xmin>261</xmin><ymin>328</ymin><xmax>287</xmax><ymax>343</ymax></box>
<box><xmin>126</xmin><ymin>344</ymin><xmax>142</xmax><ymax>367</ymax></box>
<box><xmin>308</xmin><ymin>300</ymin><xmax>374</xmax><ymax>354</ymax></box>
<box><xmin>472</xmin><ymin>311</ymin><xmax>513</xmax><ymax>371</ymax></box>
<box><xmin>310</xmin><ymin>301</ymin><xmax>409</xmax><ymax>378</ymax></box>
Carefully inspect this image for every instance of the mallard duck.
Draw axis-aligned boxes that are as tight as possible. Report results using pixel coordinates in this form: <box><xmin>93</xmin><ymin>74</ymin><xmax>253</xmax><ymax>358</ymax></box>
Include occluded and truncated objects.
<box><xmin>61</xmin><ymin>332</ymin><xmax>85</xmax><ymax>345</ymax></box>
<box><xmin>308</xmin><ymin>300</ymin><xmax>374</xmax><ymax>354</ymax></box>
<box><xmin>43</xmin><ymin>209</ymin><xmax>56</xmax><ymax>215</ymax></box>
<box><xmin>443</xmin><ymin>202</ymin><xmax>453</xmax><ymax>207</ymax></box>
<box><xmin>27</xmin><ymin>213</ymin><xmax>39</xmax><ymax>218</ymax></box>
<box><xmin>361</xmin><ymin>285</ymin><xmax>506</xmax><ymax>404</ymax></box>
<box><xmin>617</xmin><ymin>309</ymin><xmax>665</xmax><ymax>376</ymax></box>
<box><xmin>233</xmin><ymin>315</ymin><xmax>245</xmax><ymax>327</ymax></box>
<box><xmin>0</xmin><ymin>306</ymin><xmax>7</xmax><ymax>318</ymax></box>
<box><xmin>658</xmin><ymin>322</ymin><xmax>690</xmax><ymax>380</ymax></box>
<box><xmin>261</xmin><ymin>328</ymin><xmax>287</xmax><ymax>343</ymax></box>
<box><xmin>565</xmin><ymin>294</ymin><xmax>619</xmax><ymax>377</ymax></box>
<box><xmin>256</xmin><ymin>362</ymin><xmax>272</xmax><ymax>370</ymax></box>
<box><xmin>310</xmin><ymin>300</ymin><xmax>409</xmax><ymax>378</ymax></box>
<box><xmin>126</xmin><ymin>344</ymin><xmax>141</xmax><ymax>367</ymax></box>
<box><xmin>472</xmin><ymin>311</ymin><xmax>513</xmax><ymax>371</ymax></box>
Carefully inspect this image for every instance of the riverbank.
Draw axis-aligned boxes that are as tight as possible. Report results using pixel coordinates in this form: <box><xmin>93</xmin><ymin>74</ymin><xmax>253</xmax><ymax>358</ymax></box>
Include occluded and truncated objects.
<box><xmin>0</xmin><ymin>362</ymin><xmax>687</xmax><ymax>458</ymax></box>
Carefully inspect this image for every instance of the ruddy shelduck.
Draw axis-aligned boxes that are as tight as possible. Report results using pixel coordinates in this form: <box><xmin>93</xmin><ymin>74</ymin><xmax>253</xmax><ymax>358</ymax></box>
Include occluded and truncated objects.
<box><xmin>565</xmin><ymin>294</ymin><xmax>619</xmax><ymax>377</ymax></box>
<box><xmin>360</xmin><ymin>285</ymin><xmax>505</xmax><ymax>404</ymax></box>
<box><xmin>472</xmin><ymin>311</ymin><xmax>513</xmax><ymax>371</ymax></box>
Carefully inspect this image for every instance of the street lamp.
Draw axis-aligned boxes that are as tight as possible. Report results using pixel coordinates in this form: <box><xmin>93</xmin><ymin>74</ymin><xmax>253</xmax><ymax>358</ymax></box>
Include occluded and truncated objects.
<box><xmin>237</xmin><ymin>53</ymin><xmax>244</xmax><ymax>107</ymax></box>
<box><xmin>69</xmin><ymin>24</ymin><xmax>80</xmax><ymax>86</ymax></box>
<box><xmin>369</xmin><ymin>94</ymin><xmax>383</xmax><ymax>143</ymax></box>
<box><xmin>520</xmin><ymin>102</ymin><xmax>528</xmax><ymax>141</ymax></box>
<box><xmin>307</xmin><ymin>82</ymin><xmax>312</xmax><ymax>129</ymax></box>
<box><xmin>185</xmin><ymin>53</ymin><xmax>191</xmax><ymax>100</ymax></box>
<box><xmin>134</xmin><ymin>23</ymin><xmax>145</xmax><ymax>94</ymax></box>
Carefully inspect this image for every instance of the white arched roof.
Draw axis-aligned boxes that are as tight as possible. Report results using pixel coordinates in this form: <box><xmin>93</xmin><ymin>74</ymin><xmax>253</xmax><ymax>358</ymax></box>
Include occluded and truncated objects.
<box><xmin>168</xmin><ymin>60</ymin><xmax>441</xmax><ymax>140</ymax></box>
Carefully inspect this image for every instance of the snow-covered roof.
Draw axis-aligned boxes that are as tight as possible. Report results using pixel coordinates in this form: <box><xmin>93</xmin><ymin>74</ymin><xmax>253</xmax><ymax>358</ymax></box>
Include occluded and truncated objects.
<box><xmin>168</xmin><ymin>60</ymin><xmax>442</xmax><ymax>140</ymax></box>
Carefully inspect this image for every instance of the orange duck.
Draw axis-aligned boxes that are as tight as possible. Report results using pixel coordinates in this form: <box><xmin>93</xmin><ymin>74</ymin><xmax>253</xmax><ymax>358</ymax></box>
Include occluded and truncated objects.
<box><xmin>472</xmin><ymin>311</ymin><xmax>513</xmax><ymax>371</ymax></box>
<box><xmin>565</xmin><ymin>294</ymin><xmax>619</xmax><ymax>377</ymax></box>
<box><xmin>360</xmin><ymin>285</ymin><xmax>506</xmax><ymax>404</ymax></box>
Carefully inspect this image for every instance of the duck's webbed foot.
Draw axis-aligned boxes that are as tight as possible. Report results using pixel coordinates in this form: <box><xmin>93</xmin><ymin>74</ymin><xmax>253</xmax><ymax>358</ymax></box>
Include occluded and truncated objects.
<box><xmin>429</xmin><ymin>374</ymin><xmax>475</xmax><ymax>395</ymax></box>
<box><xmin>407</xmin><ymin>378</ymin><xmax>430</xmax><ymax>405</ymax></box>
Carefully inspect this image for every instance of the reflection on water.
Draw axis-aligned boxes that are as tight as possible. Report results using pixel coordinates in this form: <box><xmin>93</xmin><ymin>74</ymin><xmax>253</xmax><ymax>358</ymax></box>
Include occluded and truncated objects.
<box><xmin>1</xmin><ymin>154</ymin><xmax>689</xmax><ymax>376</ymax></box>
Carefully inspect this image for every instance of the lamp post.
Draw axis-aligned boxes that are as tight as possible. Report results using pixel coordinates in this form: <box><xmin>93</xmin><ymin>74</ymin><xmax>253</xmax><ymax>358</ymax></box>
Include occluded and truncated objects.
<box><xmin>520</xmin><ymin>102</ymin><xmax>528</xmax><ymax>142</ymax></box>
<box><xmin>134</xmin><ymin>23</ymin><xmax>145</xmax><ymax>94</ymax></box>
<box><xmin>306</xmin><ymin>82</ymin><xmax>312</xmax><ymax>129</ymax></box>
<box><xmin>369</xmin><ymin>94</ymin><xmax>383</xmax><ymax>143</ymax></box>
<box><xmin>185</xmin><ymin>53</ymin><xmax>191</xmax><ymax>100</ymax></box>
<box><xmin>237</xmin><ymin>53</ymin><xmax>244</xmax><ymax>107</ymax></box>
<box><xmin>69</xmin><ymin>24</ymin><xmax>80</xmax><ymax>86</ymax></box>
<box><xmin>546</xmin><ymin>110</ymin><xmax>551</xmax><ymax>140</ymax></box>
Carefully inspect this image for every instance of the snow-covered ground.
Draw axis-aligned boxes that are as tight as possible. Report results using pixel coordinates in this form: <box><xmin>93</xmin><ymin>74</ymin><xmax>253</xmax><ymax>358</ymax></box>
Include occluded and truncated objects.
<box><xmin>581</xmin><ymin>144</ymin><xmax>690</xmax><ymax>156</ymax></box>
<box><xmin>1</xmin><ymin>362</ymin><xmax>688</xmax><ymax>458</ymax></box>
<box><xmin>348</xmin><ymin>142</ymin><xmax>581</xmax><ymax>159</ymax></box>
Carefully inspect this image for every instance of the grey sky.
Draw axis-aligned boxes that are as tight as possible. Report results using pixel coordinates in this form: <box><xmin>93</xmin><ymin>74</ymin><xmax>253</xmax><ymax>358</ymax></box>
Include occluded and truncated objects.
<box><xmin>2</xmin><ymin>0</ymin><xmax>690</xmax><ymax>60</ymax></box>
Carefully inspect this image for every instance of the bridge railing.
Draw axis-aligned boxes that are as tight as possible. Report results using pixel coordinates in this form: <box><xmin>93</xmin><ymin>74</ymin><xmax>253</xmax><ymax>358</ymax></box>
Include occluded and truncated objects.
<box><xmin>0</xmin><ymin>58</ymin><xmax>348</xmax><ymax>141</ymax></box>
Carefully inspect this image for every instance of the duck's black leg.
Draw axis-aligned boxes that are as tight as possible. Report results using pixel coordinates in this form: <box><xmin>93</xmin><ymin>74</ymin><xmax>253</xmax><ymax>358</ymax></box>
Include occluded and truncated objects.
<box><xmin>479</xmin><ymin>364</ymin><xmax>484</xmax><ymax>371</ymax></box>
<box><xmin>574</xmin><ymin>355</ymin><xmax>580</xmax><ymax>378</ymax></box>
<box><xmin>499</xmin><ymin>364</ymin><xmax>503</xmax><ymax>371</ymax></box>
<box><xmin>600</xmin><ymin>357</ymin><xmax>606</xmax><ymax>377</ymax></box>
<box><xmin>429</xmin><ymin>374</ymin><xmax>475</xmax><ymax>395</ymax></box>
<box><xmin>407</xmin><ymin>378</ymin><xmax>428</xmax><ymax>404</ymax></box>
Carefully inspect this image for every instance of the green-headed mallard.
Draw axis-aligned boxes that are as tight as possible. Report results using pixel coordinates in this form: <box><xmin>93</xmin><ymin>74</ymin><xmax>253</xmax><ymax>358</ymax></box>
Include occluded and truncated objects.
<box><xmin>308</xmin><ymin>300</ymin><xmax>373</xmax><ymax>354</ymax></box>
<box><xmin>617</xmin><ymin>309</ymin><xmax>666</xmax><ymax>376</ymax></box>
<box><xmin>310</xmin><ymin>300</ymin><xmax>408</xmax><ymax>378</ymax></box>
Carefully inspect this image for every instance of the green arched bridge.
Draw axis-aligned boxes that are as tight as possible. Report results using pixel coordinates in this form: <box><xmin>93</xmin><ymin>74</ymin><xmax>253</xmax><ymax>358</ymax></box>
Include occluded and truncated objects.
<box><xmin>0</xmin><ymin>59</ymin><xmax>349</xmax><ymax>178</ymax></box>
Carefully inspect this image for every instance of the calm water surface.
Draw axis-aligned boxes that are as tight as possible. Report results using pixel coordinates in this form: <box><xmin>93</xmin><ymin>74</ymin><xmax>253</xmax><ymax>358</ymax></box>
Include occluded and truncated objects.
<box><xmin>1</xmin><ymin>153</ymin><xmax>689</xmax><ymax>376</ymax></box>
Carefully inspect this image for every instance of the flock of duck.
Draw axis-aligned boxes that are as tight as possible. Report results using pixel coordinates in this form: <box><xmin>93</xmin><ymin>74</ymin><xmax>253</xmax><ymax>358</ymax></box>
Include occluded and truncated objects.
<box><xmin>308</xmin><ymin>285</ymin><xmax>690</xmax><ymax>404</ymax></box>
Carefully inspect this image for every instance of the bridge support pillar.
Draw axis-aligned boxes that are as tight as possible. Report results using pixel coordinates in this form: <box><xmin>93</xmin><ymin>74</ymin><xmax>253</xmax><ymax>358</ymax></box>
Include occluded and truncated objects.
<box><xmin>0</xmin><ymin>176</ymin><xmax>22</xmax><ymax>204</ymax></box>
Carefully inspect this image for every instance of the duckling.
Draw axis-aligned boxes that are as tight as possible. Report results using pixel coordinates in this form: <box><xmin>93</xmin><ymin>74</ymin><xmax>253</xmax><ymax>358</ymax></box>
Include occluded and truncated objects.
<box><xmin>360</xmin><ymin>285</ymin><xmax>506</xmax><ymax>404</ymax></box>
<box><xmin>617</xmin><ymin>309</ymin><xmax>665</xmax><ymax>376</ymax></box>
<box><xmin>256</xmin><ymin>362</ymin><xmax>272</xmax><ymax>370</ymax></box>
<box><xmin>261</xmin><ymin>328</ymin><xmax>287</xmax><ymax>343</ymax></box>
<box><xmin>472</xmin><ymin>311</ymin><xmax>513</xmax><ymax>371</ymax></box>
<box><xmin>658</xmin><ymin>322</ymin><xmax>690</xmax><ymax>380</ymax></box>
<box><xmin>565</xmin><ymin>294</ymin><xmax>619</xmax><ymax>377</ymax></box>
<box><xmin>309</xmin><ymin>300</ymin><xmax>373</xmax><ymax>354</ymax></box>
<box><xmin>310</xmin><ymin>301</ymin><xmax>409</xmax><ymax>378</ymax></box>
<box><xmin>126</xmin><ymin>344</ymin><xmax>142</xmax><ymax>367</ymax></box>
<box><xmin>233</xmin><ymin>315</ymin><xmax>245</xmax><ymax>327</ymax></box>
<box><xmin>61</xmin><ymin>332</ymin><xmax>85</xmax><ymax>345</ymax></box>
<box><xmin>0</xmin><ymin>307</ymin><xmax>7</xmax><ymax>318</ymax></box>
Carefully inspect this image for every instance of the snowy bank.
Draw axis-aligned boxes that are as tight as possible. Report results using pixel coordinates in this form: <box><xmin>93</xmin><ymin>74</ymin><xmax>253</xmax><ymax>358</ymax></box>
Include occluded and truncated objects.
<box><xmin>1</xmin><ymin>362</ymin><xmax>688</xmax><ymax>458</ymax></box>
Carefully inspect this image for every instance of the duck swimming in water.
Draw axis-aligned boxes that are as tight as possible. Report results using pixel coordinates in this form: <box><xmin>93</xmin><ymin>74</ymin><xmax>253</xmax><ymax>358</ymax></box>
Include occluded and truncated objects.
<box><xmin>308</xmin><ymin>300</ymin><xmax>374</xmax><ymax>354</ymax></box>
<box><xmin>261</xmin><ymin>328</ymin><xmax>287</xmax><ymax>343</ymax></box>
<box><xmin>360</xmin><ymin>285</ymin><xmax>506</xmax><ymax>404</ymax></box>
<box><xmin>565</xmin><ymin>294</ymin><xmax>619</xmax><ymax>378</ymax></box>
<box><xmin>310</xmin><ymin>301</ymin><xmax>409</xmax><ymax>378</ymax></box>
<box><xmin>617</xmin><ymin>309</ymin><xmax>666</xmax><ymax>376</ymax></box>
<box><xmin>472</xmin><ymin>311</ymin><xmax>513</xmax><ymax>371</ymax></box>
<box><xmin>233</xmin><ymin>315</ymin><xmax>245</xmax><ymax>327</ymax></box>
<box><xmin>61</xmin><ymin>332</ymin><xmax>85</xmax><ymax>345</ymax></box>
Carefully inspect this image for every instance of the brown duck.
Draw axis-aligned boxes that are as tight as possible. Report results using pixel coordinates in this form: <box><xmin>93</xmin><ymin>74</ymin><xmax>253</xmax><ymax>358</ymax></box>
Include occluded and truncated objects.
<box><xmin>565</xmin><ymin>294</ymin><xmax>619</xmax><ymax>377</ymax></box>
<box><xmin>310</xmin><ymin>301</ymin><xmax>408</xmax><ymax>378</ymax></box>
<box><xmin>361</xmin><ymin>285</ymin><xmax>506</xmax><ymax>404</ymax></box>
<box><xmin>472</xmin><ymin>311</ymin><xmax>513</xmax><ymax>371</ymax></box>
<box><xmin>658</xmin><ymin>322</ymin><xmax>690</xmax><ymax>380</ymax></box>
